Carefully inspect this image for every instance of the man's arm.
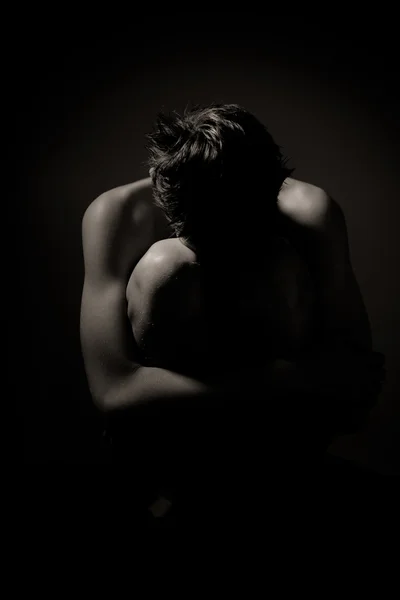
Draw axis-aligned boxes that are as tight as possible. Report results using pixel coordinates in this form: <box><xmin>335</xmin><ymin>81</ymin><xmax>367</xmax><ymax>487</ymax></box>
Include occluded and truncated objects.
<box><xmin>80</xmin><ymin>183</ymin><xmax>248</xmax><ymax>413</ymax></box>
<box><xmin>276</xmin><ymin>182</ymin><xmax>385</xmax><ymax>428</ymax></box>
<box><xmin>280</xmin><ymin>181</ymin><xmax>372</xmax><ymax>352</ymax></box>
<box><xmin>80</xmin><ymin>181</ymin><xmax>151</xmax><ymax>408</ymax></box>
<box><xmin>306</xmin><ymin>193</ymin><xmax>372</xmax><ymax>352</ymax></box>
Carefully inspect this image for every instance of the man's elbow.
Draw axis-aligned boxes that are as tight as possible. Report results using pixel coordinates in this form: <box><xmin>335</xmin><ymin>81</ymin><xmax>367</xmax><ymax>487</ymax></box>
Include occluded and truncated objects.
<box><xmin>91</xmin><ymin>389</ymin><xmax>128</xmax><ymax>414</ymax></box>
<box><xmin>92</xmin><ymin>367</ymin><xmax>143</xmax><ymax>414</ymax></box>
<box><xmin>88</xmin><ymin>383</ymin><xmax>124</xmax><ymax>414</ymax></box>
<box><xmin>88</xmin><ymin>378</ymin><xmax>122</xmax><ymax>414</ymax></box>
<box><xmin>87</xmin><ymin>382</ymin><xmax>111</xmax><ymax>413</ymax></box>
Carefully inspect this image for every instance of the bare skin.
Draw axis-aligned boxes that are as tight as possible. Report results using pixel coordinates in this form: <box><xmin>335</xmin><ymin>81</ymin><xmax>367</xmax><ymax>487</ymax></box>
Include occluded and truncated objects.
<box><xmin>127</xmin><ymin>235</ymin><xmax>316</xmax><ymax>377</ymax></box>
<box><xmin>81</xmin><ymin>176</ymin><xmax>384</xmax><ymax>426</ymax></box>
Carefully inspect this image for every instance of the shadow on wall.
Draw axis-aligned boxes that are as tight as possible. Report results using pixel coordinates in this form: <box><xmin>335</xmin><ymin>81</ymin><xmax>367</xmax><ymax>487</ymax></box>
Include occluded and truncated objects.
<box><xmin>22</xmin><ymin>38</ymin><xmax>399</xmax><ymax>472</ymax></box>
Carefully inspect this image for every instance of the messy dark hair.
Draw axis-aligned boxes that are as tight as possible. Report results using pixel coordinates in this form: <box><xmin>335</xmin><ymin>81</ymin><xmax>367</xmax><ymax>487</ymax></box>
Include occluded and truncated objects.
<box><xmin>146</xmin><ymin>103</ymin><xmax>293</xmax><ymax>250</ymax></box>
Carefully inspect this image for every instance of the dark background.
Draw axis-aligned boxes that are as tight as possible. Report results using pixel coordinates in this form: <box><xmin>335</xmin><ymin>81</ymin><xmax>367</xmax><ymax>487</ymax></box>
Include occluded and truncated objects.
<box><xmin>19</xmin><ymin>15</ymin><xmax>399</xmax><ymax>473</ymax></box>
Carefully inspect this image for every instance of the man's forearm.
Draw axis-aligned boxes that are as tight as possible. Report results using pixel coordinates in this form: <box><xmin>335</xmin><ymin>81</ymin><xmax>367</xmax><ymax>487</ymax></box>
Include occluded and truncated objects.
<box><xmin>101</xmin><ymin>355</ymin><xmax>339</xmax><ymax>415</ymax></box>
<box><xmin>101</xmin><ymin>349</ymin><xmax>380</xmax><ymax>426</ymax></box>
<box><xmin>103</xmin><ymin>364</ymin><xmax>252</xmax><ymax>414</ymax></box>
<box><xmin>101</xmin><ymin>357</ymin><xmax>369</xmax><ymax>450</ymax></box>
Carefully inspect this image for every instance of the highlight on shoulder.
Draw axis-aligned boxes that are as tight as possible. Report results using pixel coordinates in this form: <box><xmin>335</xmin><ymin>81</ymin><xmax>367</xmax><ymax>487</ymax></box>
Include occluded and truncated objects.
<box><xmin>84</xmin><ymin>178</ymin><xmax>154</xmax><ymax>224</ymax></box>
<box><xmin>279</xmin><ymin>177</ymin><xmax>332</xmax><ymax>227</ymax></box>
<box><xmin>126</xmin><ymin>237</ymin><xmax>202</xmax><ymax>324</ymax></box>
<box><xmin>133</xmin><ymin>238</ymin><xmax>198</xmax><ymax>285</ymax></box>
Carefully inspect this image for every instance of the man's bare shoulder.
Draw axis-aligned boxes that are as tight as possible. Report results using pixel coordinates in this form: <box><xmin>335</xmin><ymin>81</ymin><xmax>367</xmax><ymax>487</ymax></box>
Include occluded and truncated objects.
<box><xmin>278</xmin><ymin>177</ymin><xmax>334</xmax><ymax>227</ymax></box>
<box><xmin>127</xmin><ymin>238</ymin><xmax>199</xmax><ymax>302</ymax></box>
<box><xmin>94</xmin><ymin>177</ymin><xmax>153</xmax><ymax>208</ymax></box>
<box><xmin>82</xmin><ymin>178</ymin><xmax>159</xmax><ymax>279</ymax></box>
<box><xmin>136</xmin><ymin>239</ymin><xmax>198</xmax><ymax>282</ymax></box>
<box><xmin>83</xmin><ymin>178</ymin><xmax>154</xmax><ymax>230</ymax></box>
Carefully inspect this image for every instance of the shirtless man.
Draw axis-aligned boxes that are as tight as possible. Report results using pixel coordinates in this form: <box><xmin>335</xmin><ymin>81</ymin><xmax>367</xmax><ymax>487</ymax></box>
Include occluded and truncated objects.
<box><xmin>80</xmin><ymin>104</ymin><xmax>384</xmax><ymax>479</ymax></box>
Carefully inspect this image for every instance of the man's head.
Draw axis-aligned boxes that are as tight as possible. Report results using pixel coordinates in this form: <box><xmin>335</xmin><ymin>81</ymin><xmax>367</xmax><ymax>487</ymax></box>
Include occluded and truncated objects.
<box><xmin>146</xmin><ymin>103</ymin><xmax>293</xmax><ymax>250</ymax></box>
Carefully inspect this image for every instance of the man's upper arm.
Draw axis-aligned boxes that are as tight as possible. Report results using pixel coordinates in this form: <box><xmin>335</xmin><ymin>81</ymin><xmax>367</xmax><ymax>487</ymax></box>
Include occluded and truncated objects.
<box><xmin>315</xmin><ymin>198</ymin><xmax>372</xmax><ymax>351</ymax></box>
<box><xmin>282</xmin><ymin>184</ymin><xmax>372</xmax><ymax>351</ymax></box>
<box><xmin>80</xmin><ymin>188</ymin><xmax>151</xmax><ymax>408</ymax></box>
